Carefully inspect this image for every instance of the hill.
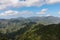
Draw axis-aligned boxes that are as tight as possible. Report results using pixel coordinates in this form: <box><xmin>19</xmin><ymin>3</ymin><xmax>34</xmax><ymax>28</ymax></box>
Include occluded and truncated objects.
<box><xmin>0</xmin><ymin>22</ymin><xmax>60</xmax><ymax>40</ymax></box>
<box><xmin>0</xmin><ymin>16</ymin><xmax>60</xmax><ymax>33</ymax></box>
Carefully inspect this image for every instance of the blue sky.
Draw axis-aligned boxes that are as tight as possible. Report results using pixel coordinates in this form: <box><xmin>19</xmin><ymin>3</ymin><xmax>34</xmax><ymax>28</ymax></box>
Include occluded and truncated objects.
<box><xmin>0</xmin><ymin>0</ymin><xmax>60</xmax><ymax>19</ymax></box>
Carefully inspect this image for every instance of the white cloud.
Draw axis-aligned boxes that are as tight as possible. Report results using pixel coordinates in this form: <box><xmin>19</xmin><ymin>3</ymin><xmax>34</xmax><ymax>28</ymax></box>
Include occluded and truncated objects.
<box><xmin>20</xmin><ymin>10</ymin><xmax>33</xmax><ymax>15</ymax></box>
<box><xmin>58</xmin><ymin>11</ymin><xmax>60</xmax><ymax>14</ymax></box>
<box><xmin>0</xmin><ymin>9</ymin><xmax>54</xmax><ymax>18</ymax></box>
<box><xmin>37</xmin><ymin>8</ymin><xmax>48</xmax><ymax>14</ymax></box>
<box><xmin>0</xmin><ymin>10</ymin><xmax>19</xmax><ymax>16</ymax></box>
<box><xmin>0</xmin><ymin>10</ymin><xmax>33</xmax><ymax>17</ymax></box>
<box><xmin>47</xmin><ymin>0</ymin><xmax>60</xmax><ymax>4</ymax></box>
<box><xmin>0</xmin><ymin>10</ymin><xmax>35</xmax><ymax>18</ymax></box>
<box><xmin>46</xmin><ymin>14</ymin><xmax>51</xmax><ymax>16</ymax></box>
<box><xmin>0</xmin><ymin>0</ymin><xmax>44</xmax><ymax>10</ymax></box>
<box><xmin>0</xmin><ymin>0</ymin><xmax>60</xmax><ymax>10</ymax></box>
<box><xmin>0</xmin><ymin>9</ymin><xmax>48</xmax><ymax>18</ymax></box>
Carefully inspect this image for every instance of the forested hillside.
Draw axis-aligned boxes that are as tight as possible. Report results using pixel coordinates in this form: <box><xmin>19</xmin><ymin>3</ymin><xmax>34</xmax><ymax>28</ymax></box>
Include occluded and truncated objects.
<box><xmin>0</xmin><ymin>17</ymin><xmax>60</xmax><ymax>40</ymax></box>
<box><xmin>0</xmin><ymin>22</ymin><xmax>60</xmax><ymax>40</ymax></box>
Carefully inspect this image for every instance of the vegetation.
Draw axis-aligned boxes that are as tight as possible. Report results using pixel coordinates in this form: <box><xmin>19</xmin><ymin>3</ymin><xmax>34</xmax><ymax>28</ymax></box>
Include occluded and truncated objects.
<box><xmin>0</xmin><ymin>16</ymin><xmax>60</xmax><ymax>40</ymax></box>
<box><xmin>0</xmin><ymin>21</ymin><xmax>60</xmax><ymax>40</ymax></box>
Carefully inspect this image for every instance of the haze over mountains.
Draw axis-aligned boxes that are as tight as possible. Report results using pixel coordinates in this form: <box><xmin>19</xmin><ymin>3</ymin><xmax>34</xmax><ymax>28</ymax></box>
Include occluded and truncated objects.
<box><xmin>0</xmin><ymin>16</ymin><xmax>60</xmax><ymax>25</ymax></box>
<box><xmin>0</xmin><ymin>19</ymin><xmax>60</xmax><ymax>40</ymax></box>
<box><xmin>0</xmin><ymin>16</ymin><xmax>60</xmax><ymax>40</ymax></box>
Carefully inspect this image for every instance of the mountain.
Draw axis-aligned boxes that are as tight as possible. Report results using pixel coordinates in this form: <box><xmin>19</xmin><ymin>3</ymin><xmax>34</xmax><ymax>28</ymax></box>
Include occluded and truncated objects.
<box><xmin>17</xmin><ymin>23</ymin><xmax>60</xmax><ymax>40</ymax></box>
<box><xmin>27</xmin><ymin>16</ymin><xmax>60</xmax><ymax>25</ymax></box>
<box><xmin>0</xmin><ymin>16</ymin><xmax>60</xmax><ymax>25</ymax></box>
<box><xmin>0</xmin><ymin>16</ymin><xmax>60</xmax><ymax>33</ymax></box>
<box><xmin>0</xmin><ymin>16</ymin><xmax>60</xmax><ymax>40</ymax></box>
<box><xmin>0</xmin><ymin>22</ymin><xmax>60</xmax><ymax>40</ymax></box>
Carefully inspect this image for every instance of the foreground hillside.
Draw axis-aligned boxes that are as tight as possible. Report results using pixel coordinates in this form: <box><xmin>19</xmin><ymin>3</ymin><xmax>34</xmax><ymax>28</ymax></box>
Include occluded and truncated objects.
<box><xmin>0</xmin><ymin>16</ymin><xmax>60</xmax><ymax>33</ymax></box>
<box><xmin>0</xmin><ymin>22</ymin><xmax>60</xmax><ymax>40</ymax></box>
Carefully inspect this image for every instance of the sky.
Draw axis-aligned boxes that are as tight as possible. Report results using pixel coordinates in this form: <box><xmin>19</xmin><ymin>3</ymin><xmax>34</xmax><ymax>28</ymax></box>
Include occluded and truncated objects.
<box><xmin>0</xmin><ymin>0</ymin><xmax>60</xmax><ymax>19</ymax></box>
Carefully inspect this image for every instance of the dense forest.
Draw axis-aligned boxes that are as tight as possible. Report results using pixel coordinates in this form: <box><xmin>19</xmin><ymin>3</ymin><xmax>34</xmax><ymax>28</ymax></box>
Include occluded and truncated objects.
<box><xmin>0</xmin><ymin>21</ymin><xmax>60</xmax><ymax>40</ymax></box>
<box><xmin>0</xmin><ymin>17</ymin><xmax>60</xmax><ymax>40</ymax></box>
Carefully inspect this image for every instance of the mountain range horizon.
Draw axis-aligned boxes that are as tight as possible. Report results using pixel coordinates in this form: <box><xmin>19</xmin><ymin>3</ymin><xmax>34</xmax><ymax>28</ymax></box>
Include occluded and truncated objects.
<box><xmin>0</xmin><ymin>16</ymin><xmax>60</xmax><ymax>19</ymax></box>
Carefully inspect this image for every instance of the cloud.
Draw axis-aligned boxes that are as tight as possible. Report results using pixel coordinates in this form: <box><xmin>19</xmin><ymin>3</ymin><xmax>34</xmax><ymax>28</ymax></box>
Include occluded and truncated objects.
<box><xmin>0</xmin><ymin>10</ymin><xmax>19</xmax><ymax>16</ymax></box>
<box><xmin>0</xmin><ymin>0</ymin><xmax>60</xmax><ymax>10</ymax></box>
<box><xmin>0</xmin><ymin>9</ymin><xmax>53</xmax><ymax>18</ymax></box>
<box><xmin>0</xmin><ymin>10</ymin><xmax>33</xmax><ymax>18</ymax></box>
<box><xmin>58</xmin><ymin>11</ymin><xmax>60</xmax><ymax>14</ymax></box>
<box><xmin>37</xmin><ymin>8</ymin><xmax>48</xmax><ymax>14</ymax></box>
<box><xmin>0</xmin><ymin>9</ymin><xmax>48</xmax><ymax>18</ymax></box>
<box><xmin>20</xmin><ymin>10</ymin><xmax>33</xmax><ymax>15</ymax></box>
<box><xmin>47</xmin><ymin>0</ymin><xmax>60</xmax><ymax>4</ymax></box>
<box><xmin>0</xmin><ymin>0</ymin><xmax>44</xmax><ymax>10</ymax></box>
<box><xmin>46</xmin><ymin>14</ymin><xmax>51</xmax><ymax>16</ymax></box>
